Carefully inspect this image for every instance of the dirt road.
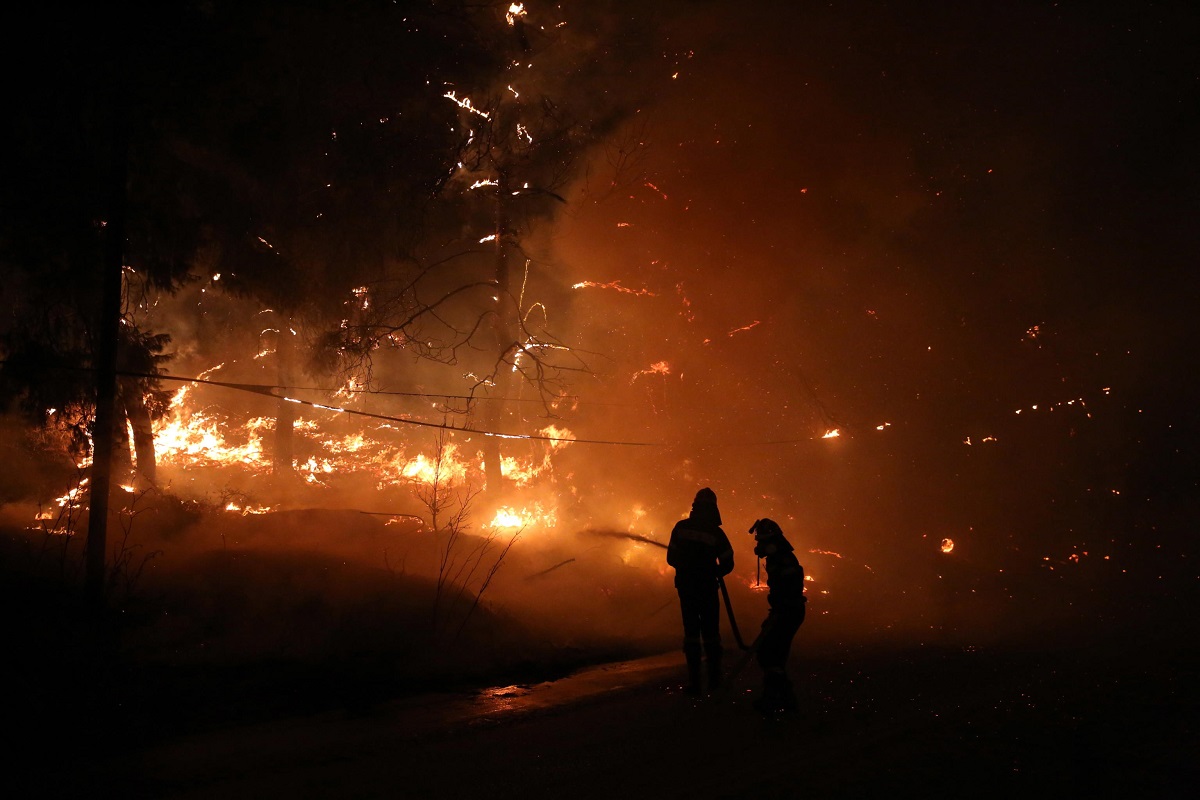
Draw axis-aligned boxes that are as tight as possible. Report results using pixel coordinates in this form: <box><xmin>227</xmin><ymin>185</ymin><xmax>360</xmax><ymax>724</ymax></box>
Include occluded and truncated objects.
<box><xmin>105</xmin><ymin>633</ymin><xmax>1195</xmax><ymax>799</ymax></box>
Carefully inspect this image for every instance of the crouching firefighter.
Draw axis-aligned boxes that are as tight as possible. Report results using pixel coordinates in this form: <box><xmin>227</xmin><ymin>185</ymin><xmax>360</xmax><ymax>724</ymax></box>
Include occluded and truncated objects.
<box><xmin>749</xmin><ymin>518</ymin><xmax>807</xmax><ymax>713</ymax></box>
<box><xmin>667</xmin><ymin>487</ymin><xmax>735</xmax><ymax>695</ymax></box>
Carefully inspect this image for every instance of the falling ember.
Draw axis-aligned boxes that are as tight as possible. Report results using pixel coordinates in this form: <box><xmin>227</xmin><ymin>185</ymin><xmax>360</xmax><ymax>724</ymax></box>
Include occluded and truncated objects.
<box><xmin>444</xmin><ymin>90</ymin><xmax>490</xmax><ymax>119</ymax></box>
<box><xmin>631</xmin><ymin>360</ymin><xmax>671</xmax><ymax>383</ymax></box>
<box><xmin>822</xmin><ymin>429</ymin><xmax>840</xmax><ymax>439</ymax></box>
<box><xmin>727</xmin><ymin>320</ymin><xmax>761</xmax><ymax>337</ymax></box>
<box><xmin>941</xmin><ymin>538</ymin><xmax>955</xmax><ymax>554</ymax></box>
<box><xmin>808</xmin><ymin>548</ymin><xmax>844</xmax><ymax>558</ymax></box>
<box><xmin>571</xmin><ymin>280</ymin><xmax>656</xmax><ymax>296</ymax></box>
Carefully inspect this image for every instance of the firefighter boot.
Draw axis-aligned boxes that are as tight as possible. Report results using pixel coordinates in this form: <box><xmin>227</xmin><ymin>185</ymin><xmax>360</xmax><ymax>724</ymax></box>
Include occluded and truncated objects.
<box><xmin>754</xmin><ymin>669</ymin><xmax>787</xmax><ymax>714</ymax></box>
<box><xmin>684</xmin><ymin>642</ymin><xmax>703</xmax><ymax>695</ymax></box>
<box><xmin>706</xmin><ymin>650</ymin><xmax>723</xmax><ymax>693</ymax></box>
<box><xmin>778</xmin><ymin>674</ymin><xmax>799</xmax><ymax>712</ymax></box>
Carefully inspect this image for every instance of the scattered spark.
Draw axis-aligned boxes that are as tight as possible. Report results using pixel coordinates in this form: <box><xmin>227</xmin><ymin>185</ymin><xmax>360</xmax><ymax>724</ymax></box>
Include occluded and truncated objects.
<box><xmin>631</xmin><ymin>360</ymin><xmax>671</xmax><ymax>383</ymax></box>
<box><xmin>727</xmin><ymin>320</ymin><xmax>761</xmax><ymax>337</ymax></box>
<box><xmin>572</xmin><ymin>280</ymin><xmax>656</xmax><ymax>296</ymax></box>
<box><xmin>444</xmin><ymin>91</ymin><xmax>490</xmax><ymax>119</ymax></box>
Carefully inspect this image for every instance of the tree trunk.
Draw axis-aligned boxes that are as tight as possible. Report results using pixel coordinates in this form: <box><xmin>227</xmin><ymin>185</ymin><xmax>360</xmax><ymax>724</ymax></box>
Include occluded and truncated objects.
<box><xmin>483</xmin><ymin>170</ymin><xmax>518</xmax><ymax>495</ymax></box>
<box><xmin>274</xmin><ymin>327</ymin><xmax>296</xmax><ymax>475</ymax></box>
<box><xmin>119</xmin><ymin>377</ymin><xmax>156</xmax><ymax>485</ymax></box>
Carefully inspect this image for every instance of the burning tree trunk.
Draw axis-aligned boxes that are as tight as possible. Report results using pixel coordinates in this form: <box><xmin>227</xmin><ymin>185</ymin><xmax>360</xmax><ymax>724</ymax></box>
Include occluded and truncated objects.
<box><xmin>119</xmin><ymin>376</ymin><xmax>156</xmax><ymax>485</ymax></box>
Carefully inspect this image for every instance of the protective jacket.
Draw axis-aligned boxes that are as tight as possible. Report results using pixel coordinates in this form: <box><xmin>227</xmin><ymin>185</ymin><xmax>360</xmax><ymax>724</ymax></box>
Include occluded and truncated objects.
<box><xmin>754</xmin><ymin>533</ymin><xmax>807</xmax><ymax>613</ymax></box>
<box><xmin>667</xmin><ymin>505</ymin><xmax>734</xmax><ymax>589</ymax></box>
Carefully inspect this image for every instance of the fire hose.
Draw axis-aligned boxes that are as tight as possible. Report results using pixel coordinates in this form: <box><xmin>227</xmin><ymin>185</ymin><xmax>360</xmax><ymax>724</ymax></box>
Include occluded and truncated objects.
<box><xmin>718</xmin><ymin>576</ymin><xmax>752</xmax><ymax>651</ymax></box>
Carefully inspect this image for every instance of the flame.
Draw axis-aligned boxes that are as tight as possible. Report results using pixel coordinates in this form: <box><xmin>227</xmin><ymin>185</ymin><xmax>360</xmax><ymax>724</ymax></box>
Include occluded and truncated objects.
<box><xmin>153</xmin><ymin>387</ymin><xmax>270</xmax><ymax>471</ymax></box>
<box><xmin>821</xmin><ymin>429</ymin><xmax>840</xmax><ymax>439</ymax></box>
<box><xmin>488</xmin><ymin>503</ymin><xmax>555</xmax><ymax>530</ymax></box>
<box><xmin>506</xmin><ymin>3</ymin><xmax>527</xmax><ymax>25</ymax></box>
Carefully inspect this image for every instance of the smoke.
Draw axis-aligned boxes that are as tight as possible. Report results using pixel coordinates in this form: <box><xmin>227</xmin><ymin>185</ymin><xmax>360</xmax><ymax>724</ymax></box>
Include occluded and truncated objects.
<box><xmin>5</xmin><ymin>0</ymin><xmax>1196</xmax><ymax>669</ymax></box>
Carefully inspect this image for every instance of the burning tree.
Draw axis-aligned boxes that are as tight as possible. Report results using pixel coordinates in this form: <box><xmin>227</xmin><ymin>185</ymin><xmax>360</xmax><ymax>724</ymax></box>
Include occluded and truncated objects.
<box><xmin>325</xmin><ymin>2</ymin><xmax>651</xmax><ymax>495</ymax></box>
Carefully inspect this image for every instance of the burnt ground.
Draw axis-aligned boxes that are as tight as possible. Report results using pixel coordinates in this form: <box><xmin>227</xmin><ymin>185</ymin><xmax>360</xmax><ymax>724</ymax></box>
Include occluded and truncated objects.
<box><xmin>15</xmin><ymin>617</ymin><xmax>1198</xmax><ymax>799</ymax></box>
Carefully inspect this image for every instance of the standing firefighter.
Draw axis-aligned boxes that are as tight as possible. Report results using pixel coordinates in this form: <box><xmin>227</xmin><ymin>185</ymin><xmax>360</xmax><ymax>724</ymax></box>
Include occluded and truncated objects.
<box><xmin>667</xmin><ymin>487</ymin><xmax>734</xmax><ymax>695</ymax></box>
<box><xmin>749</xmin><ymin>518</ymin><xmax>807</xmax><ymax>713</ymax></box>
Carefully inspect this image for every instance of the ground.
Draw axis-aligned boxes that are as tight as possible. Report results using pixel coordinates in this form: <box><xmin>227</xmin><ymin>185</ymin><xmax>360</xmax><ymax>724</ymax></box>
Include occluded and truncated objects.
<box><xmin>21</xmin><ymin>622</ymin><xmax>1197</xmax><ymax>799</ymax></box>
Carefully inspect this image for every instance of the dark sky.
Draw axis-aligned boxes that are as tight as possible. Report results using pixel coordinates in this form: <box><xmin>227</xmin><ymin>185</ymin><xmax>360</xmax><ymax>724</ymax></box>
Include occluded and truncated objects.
<box><xmin>3</xmin><ymin>0</ymin><xmax>1196</xmax><ymax>633</ymax></box>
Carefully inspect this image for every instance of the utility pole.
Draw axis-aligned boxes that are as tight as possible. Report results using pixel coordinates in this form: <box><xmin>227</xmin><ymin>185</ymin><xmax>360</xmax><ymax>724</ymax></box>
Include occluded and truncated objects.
<box><xmin>86</xmin><ymin>46</ymin><xmax>129</xmax><ymax>606</ymax></box>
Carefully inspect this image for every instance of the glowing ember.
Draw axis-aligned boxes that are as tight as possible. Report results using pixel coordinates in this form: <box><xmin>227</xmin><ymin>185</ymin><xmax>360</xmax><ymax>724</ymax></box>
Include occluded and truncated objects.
<box><xmin>571</xmin><ymin>280</ymin><xmax>656</xmax><ymax>296</ymax></box>
<box><xmin>727</xmin><ymin>320</ymin><xmax>761</xmax><ymax>337</ymax></box>
<box><xmin>941</xmin><ymin>538</ymin><xmax>955</xmax><ymax>553</ymax></box>
<box><xmin>631</xmin><ymin>360</ymin><xmax>671</xmax><ymax>383</ymax></box>
<box><xmin>444</xmin><ymin>90</ymin><xmax>490</xmax><ymax>119</ymax></box>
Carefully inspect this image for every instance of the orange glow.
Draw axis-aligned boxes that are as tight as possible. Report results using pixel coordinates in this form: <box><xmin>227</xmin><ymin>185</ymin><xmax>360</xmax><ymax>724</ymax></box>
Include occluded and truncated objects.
<box><xmin>941</xmin><ymin>538</ymin><xmax>955</xmax><ymax>554</ymax></box>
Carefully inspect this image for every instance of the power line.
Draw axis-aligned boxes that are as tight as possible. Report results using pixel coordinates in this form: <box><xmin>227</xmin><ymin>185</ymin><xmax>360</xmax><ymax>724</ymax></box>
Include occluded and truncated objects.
<box><xmin>141</xmin><ymin>371</ymin><xmax>661</xmax><ymax>447</ymax></box>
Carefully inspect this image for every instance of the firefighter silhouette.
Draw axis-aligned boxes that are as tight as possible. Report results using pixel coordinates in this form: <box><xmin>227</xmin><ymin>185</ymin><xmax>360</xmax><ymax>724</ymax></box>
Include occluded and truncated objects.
<box><xmin>667</xmin><ymin>487</ymin><xmax>734</xmax><ymax>694</ymax></box>
<box><xmin>749</xmin><ymin>518</ymin><xmax>806</xmax><ymax>713</ymax></box>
